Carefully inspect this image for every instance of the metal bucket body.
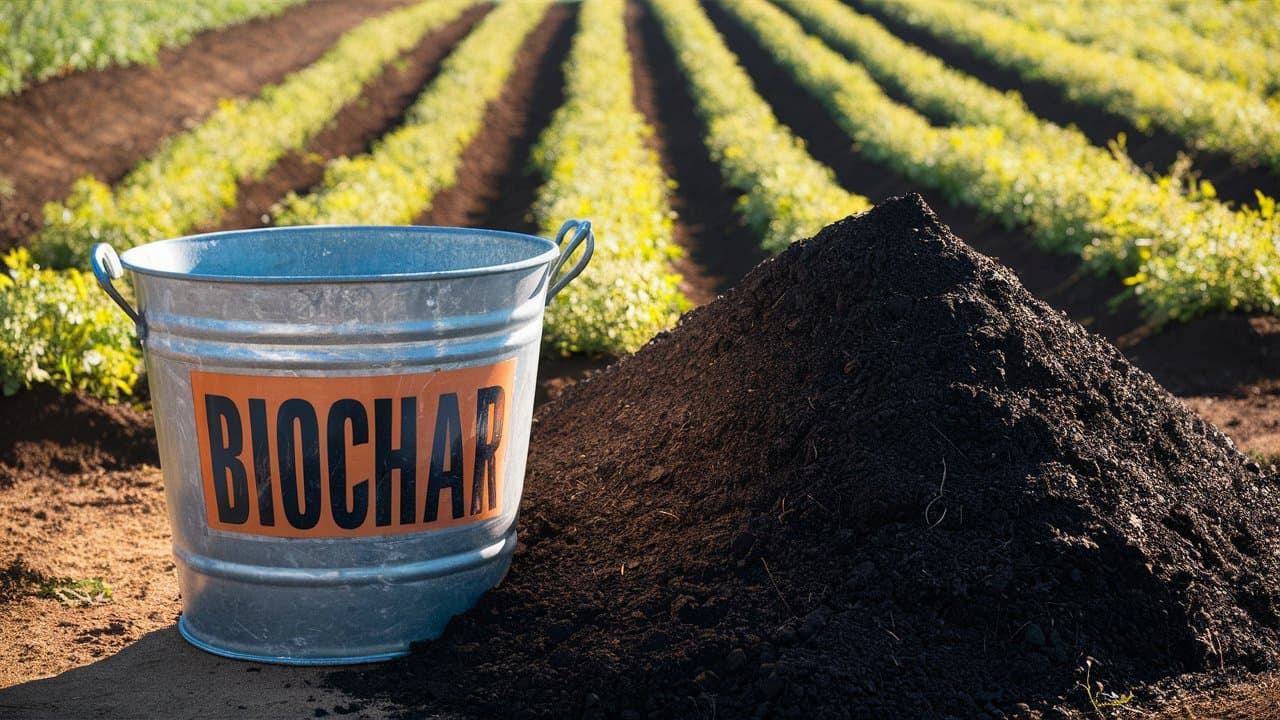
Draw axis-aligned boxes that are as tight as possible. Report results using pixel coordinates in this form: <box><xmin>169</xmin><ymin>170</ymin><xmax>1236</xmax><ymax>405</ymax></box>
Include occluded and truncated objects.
<box><xmin>92</xmin><ymin>223</ymin><xmax>591</xmax><ymax>664</ymax></box>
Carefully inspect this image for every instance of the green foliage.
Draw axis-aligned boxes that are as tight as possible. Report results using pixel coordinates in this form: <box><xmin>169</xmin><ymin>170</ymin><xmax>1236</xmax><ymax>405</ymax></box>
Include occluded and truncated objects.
<box><xmin>1163</xmin><ymin>0</ymin><xmax>1280</xmax><ymax>67</ymax></box>
<box><xmin>274</xmin><ymin>0</ymin><xmax>553</xmax><ymax>225</ymax></box>
<box><xmin>860</xmin><ymin>0</ymin><xmax>1280</xmax><ymax>174</ymax></box>
<box><xmin>33</xmin><ymin>0</ymin><xmax>477</xmax><ymax>268</ymax></box>
<box><xmin>38</xmin><ymin>577</ymin><xmax>113</xmax><ymax>607</ymax></box>
<box><xmin>532</xmin><ymin>0</ymin><xmax>689</xmax><ymax>356</ymax></box>
<box><xmin>0</xmin><ymin>0</ymin><xmax>308</xmax><ymax>97</ymax></box>
<box><xmin>0</xmin><ymin>248</ymin><xmax>139</xmax><ymax>400</ymax></box>
<box><xmin>646</xmin><ymin>0</ymin><xmax>869</xmax><ymax>254</ymax></box>
<box><xmin>1077</xmin><ymin>657</ymin><xmax>1134</xmax><ymax>718</ymax></box>
<box><xmin>773</xmin><ymin>0</ymin><xmax>1045</xmax><ymax>137</ymax></box>
<box><xmin>727</xmin><ymin>0</ymin><xmax>1280</xmax><ymax>322</ymax></box>
<box><xmin>968</xmin><ymin>0</ymin><xmax>1280</xmax><ymax>97</ymax></box>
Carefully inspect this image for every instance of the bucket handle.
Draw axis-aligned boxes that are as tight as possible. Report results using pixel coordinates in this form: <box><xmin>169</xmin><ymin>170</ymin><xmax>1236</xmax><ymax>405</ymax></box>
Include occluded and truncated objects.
<box><xmin>545</xmin><ymin>219</ymin><xmax>594</xmax><ymax>305</ymax></box>
<box><xmin>90</xmin><ymin>243</ymin><xmax>141</xmax><ymax>326</ymax></box>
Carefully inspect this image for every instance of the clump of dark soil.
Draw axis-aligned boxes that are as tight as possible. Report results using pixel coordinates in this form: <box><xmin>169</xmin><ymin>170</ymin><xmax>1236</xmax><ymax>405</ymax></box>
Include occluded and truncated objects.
<box><xmin>0</xmin><ymin>385</ymin><xmax>156</xmax><ymax>485</ymax></box>
<box><xmin>0</xmin><ymin>556</ymin><xmax>45</xmax><ymax>604</ymax></box>
<box><xmin>330</xmin><ymin>195</ymin><xmax>1280</xmax><ymax>719</ymax></box>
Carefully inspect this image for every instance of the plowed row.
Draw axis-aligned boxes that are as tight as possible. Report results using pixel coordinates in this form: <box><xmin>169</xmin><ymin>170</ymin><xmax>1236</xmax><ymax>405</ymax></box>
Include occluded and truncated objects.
<box><xmin>1</xmin><ymin>1</ymin><xmax>1279</xmax><ymax>716</ymax></box>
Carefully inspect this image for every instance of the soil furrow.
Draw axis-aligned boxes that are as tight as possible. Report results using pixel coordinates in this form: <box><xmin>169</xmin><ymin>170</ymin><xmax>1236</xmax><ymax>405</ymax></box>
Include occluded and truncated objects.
<box><xmin>703</xmin><ymin>0</ymin><xmax>1280</xmax><ymax>408</ymax></box>
<box><xmin>702</xmin><ymin>1</ymin><xmax>1029</xmax><ymax>258</ymax></box>
<box><xmin>843</xmin><ymin>0</ymin><xmax>1277</xmax><ymax>208</ymax></box>
<box><xmin>540</xmin><ymin>0</ymin><xmax>770</xmax><ymax>406</ymax></box>
<box><xmin>203</xmin><ymin>4</ymin><xmax>492</xmax><ymax>233</ymax></box>
<box><xmin>0</xmin><ymin>0</ymin><xmax>419</xmax><ymax>254</ymax></box>
<box><xmin>413</xmin><ymin>3</ymin><xmax>577</xmax><ymax>234</ymax></box>
<box><xmin>628</xmin><ymin>0</ymin><xmax>764</xmax><ymax>306</ymax></box>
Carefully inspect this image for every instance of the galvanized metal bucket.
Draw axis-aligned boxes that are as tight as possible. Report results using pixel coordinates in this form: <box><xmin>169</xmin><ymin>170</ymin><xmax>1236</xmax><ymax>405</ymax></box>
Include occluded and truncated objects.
<box><xmin>90</xmin><ymin>221</ymin><xmax>593</xmax><ymax>665</ymax></box>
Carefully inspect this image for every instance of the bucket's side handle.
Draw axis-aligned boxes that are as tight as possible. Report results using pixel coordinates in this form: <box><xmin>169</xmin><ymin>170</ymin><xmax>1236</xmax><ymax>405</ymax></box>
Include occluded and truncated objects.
<box><xmin>91</xmin><ymin>243</ymin><xmax>141</xmax><ymax>326</ymax></box>
<box><xmin>545</xmin><ymin>219</ymin><xmax>594</xmax><ymax>306</ymax></box>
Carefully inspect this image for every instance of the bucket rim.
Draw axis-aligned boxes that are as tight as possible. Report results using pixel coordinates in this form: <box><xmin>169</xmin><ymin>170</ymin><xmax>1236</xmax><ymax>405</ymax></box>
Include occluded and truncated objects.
<box><xmin>117</xmin><ymin>224</ymin><xmax>562</xmax><ymax>284</ymax></box>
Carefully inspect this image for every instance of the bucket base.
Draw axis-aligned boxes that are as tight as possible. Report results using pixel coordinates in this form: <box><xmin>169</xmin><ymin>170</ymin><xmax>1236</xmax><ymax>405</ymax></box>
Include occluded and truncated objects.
<box><xmin>172</xmin><ymin>529</ymin><xmax>517</xmax><ymax>665</ymax></box>
<box><xmin>178</xmin><ymin>615</ymin><xmax>408</xmax><ymax>666</ymax></box>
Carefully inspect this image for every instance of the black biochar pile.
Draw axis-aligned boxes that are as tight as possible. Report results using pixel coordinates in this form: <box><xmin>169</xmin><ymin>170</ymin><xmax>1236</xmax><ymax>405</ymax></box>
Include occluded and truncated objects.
<box><xmin>330</xmin><ymin>194</ymin><xmax>1280</xmax><ymax>719</ymax></box>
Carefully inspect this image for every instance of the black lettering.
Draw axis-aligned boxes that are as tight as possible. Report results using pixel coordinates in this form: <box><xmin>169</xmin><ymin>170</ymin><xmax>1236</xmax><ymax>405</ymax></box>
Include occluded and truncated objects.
<box><xmin>277</xmin><ymin>398</ymin><xmax>322</xmax><ymax>530</ymax></box>
<box><xmin>375</xmin><ymin>397</ymin><xmax>416</xmax><ymax>527</ymax></box>
<box><xmin>327</xmin><ymin>399</ymin><xmax>369</xmax><ymax>530</ymax></box>
<box><xmin>425</xmin><ymin>393</ymin><xmax>464</xmax><ymax>522</ymax></box>
<box><xmin>472</xmin><ymin>386</ymin><xmax>504</xmax><ymax>515</ymax></box>
<box><xmin>247</xmin><ymin>398</ymin><xmax>275</xmax><ymax>527</ymax></box>
<box><xmin>205</xmin><ymin>394</ymin><xmax>249</xmax><ymax>524</ymax></box>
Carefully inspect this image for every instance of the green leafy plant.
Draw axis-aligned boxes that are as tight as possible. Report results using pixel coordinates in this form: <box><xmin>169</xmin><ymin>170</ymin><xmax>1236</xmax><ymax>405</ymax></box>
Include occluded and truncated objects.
<box><xmin>723</xmin><ymin>0</ymin><xmax>1280</xmax><ymax>323</ymax></box>
<box><xmin>0</xmin><ymin>248</ymin><xmax>140</xmax><ymax>400</ymax></box>
<box><xmin>1162</xmin><ymin>0</ymin><xmax>1280</xmax><ymax>75</ymax></box>
<box><xmin>860</xmin><ymin>0</ymin><xmax>1280</xmax><ymax>173</ymax></box>
<box><xmin>967</xmin><ymin>0</ymin><xmax>1280</xmax><ymax>97</ymax></box>
<box><xmin>1077</xmin><ymin>657</ymin><xmax>1135</xmax><ymax>718</ymax></box>
<box><xmin>0</xmin><ymin>0</ymin><xmax>309</xmax><ymax>98</ymax></box>
<box><xmin>647</xmin><ymin>0</ymin><xmax>869</xmax><ymax>255</ymax></box>
<box><xmin>38</xmin><ymin>577</ymin><xmax>113</xmax><ymax>607</ymax></box>
<box><xmin>273</xmin><ymin>0</ymin><xmax>553</xmax><ymax>225</ymax></box>
<box><xmin>532</xmin><ymin>0</ymin><xmax>689</xmax><ymax>355</ymax></box>
<box><xmin>33</xmin><ymin>0</ymin><xmax>477</xmax><ymax>268</ymax></box>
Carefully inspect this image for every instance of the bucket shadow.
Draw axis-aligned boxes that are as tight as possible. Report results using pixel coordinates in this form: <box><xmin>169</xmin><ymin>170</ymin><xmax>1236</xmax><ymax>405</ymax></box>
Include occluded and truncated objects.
<box><xmin>0</xmin><ymin>625</ymin><xmax>383</xmax><ymax>719</ymax></box>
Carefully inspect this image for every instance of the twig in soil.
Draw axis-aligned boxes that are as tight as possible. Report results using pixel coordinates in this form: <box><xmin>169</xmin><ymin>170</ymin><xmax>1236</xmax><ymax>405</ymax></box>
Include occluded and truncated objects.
<box><xmin>924</xmin><ymin>458</ymin><xmax>948</xmax><ymax>529</ymax></box>
<box><xmin>928</xmin><ymin>421</ymin><xmax>972</xmax><ymax>465</ymax></box>
<box><xmin>777</xmin><ymin>495</ymin><xmax>796</xmax><ymax>523</ymax></box>
<box><xmin>1008</xmin><ymin>620</ymin><xmax>1032</xmax><ymax>642</ymax></box>
<box><xmin>805</xmin><ymin>493</ymin><xmax>830</xmax><ymax>514</ymax></box>
<box><xmin>761</xmin><ymin>558</ymin><xmax>796</xmax><ymax>619</ymax></box>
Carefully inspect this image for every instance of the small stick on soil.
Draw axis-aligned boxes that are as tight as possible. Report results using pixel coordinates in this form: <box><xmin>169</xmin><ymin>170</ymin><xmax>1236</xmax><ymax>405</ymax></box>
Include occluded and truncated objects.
<box><xmin>924</xmin><ymin>458</ymin><xmax>948</xmax><ymax>529</ymax></box>
<box><xmin>928</xmin><ymin>421</ymin><xmax>972</xmax><ymax>466</ymax></box>
<box><xmin>761</xmin><ymin>557</ymin><xmax>796</xmax><ymax>619</ymax></box>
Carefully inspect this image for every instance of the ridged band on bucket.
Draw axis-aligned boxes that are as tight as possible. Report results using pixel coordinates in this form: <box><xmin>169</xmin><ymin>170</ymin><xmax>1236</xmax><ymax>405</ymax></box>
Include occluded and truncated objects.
<box><xmin>91</xmin><ymin>220</ymin><xmax>594</xmax><ymax>664</ymax></box>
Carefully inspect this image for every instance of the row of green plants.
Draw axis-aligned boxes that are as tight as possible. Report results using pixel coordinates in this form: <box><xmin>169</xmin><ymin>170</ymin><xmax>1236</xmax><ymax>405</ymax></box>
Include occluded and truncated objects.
<box><xmin>3</xmin><ymin>0</ymin><xmax>482</xmax><ymax>399</ymax></box>
<box><xmin>0</xmin><ymin>249</ymin><xmax>138</xmax><ymax>400</ymax></box>
<box><xmin>774</xmin><ymin>0</ymin><xmax>1049</xmax><ymax>140</ymax></box>
<box><xmin>721</xmin><ymin>0</ymin><xmax>1280</xmax><ymax>322</ymax></box>
<box><xmin>646</xmin><ymin>0</ymin><xmax>869</xmax><ymax>254</ymax></box>
<box><xmin>0</xmin><ymin>0</ymin><xmax>307</xmax><ymax>97</ymax></box>
<box><xmin>273</xmin><ymin>0</ymin><xmax>551</xmax><ymax>225</ymax></box>
<box><xmin>772</xmin><ymin>0</ymin><xmax>1279</xmax><ymax>264</ymax></box>
<box><xmin>1163</xmin><ymin>0</ymin><xmax>1280</xmax><ymax>68</ymax></box>
<box><xmin>33</xmin><ymin>0</ymin><xmax>477</xmax><ymax>269</ymax></box>
<box><xmin>966</xmin><ymin>0</ymin><xmax>1280</xmax><ymax>98</ymax></box>
<box><xmin>531</xmin><ymin>0</ymin><xmax>688</xmax><ymax>355</ymax></box>
<box><xmin>856</xmin><ymin>0</ymin><xmax>1280</xmax><ymax>175</ymax></box>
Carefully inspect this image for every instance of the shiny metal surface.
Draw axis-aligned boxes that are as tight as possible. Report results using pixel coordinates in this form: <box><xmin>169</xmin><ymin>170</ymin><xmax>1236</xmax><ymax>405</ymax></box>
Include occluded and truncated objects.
<box><xmin>92</xmin><ymin>222</ymin><xmax>591</xmax><ymax>664</ymax></box>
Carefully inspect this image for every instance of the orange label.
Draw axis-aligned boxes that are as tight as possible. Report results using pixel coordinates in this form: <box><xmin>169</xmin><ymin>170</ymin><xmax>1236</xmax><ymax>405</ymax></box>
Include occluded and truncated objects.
<box><xmin>190</xmin><ymin>360</ymin><xmax>516</xmax><ymax>538</ymax></box>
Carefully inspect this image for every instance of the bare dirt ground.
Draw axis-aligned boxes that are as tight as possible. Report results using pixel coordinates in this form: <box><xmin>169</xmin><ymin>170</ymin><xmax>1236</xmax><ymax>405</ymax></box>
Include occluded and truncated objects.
<box><xmin>3</xmin><ymin>0</ymin><xmax>1280</xmax><ymax>717</ymax></box>
<box><xmin>0</xmin><ymin>464</ymin><xmax>388</xmax><ymax>719</ymax></box>
<box><xmin>0</xmin><ymin>0</ymin><xmax>417</xmax><ymax>253</ymax></box>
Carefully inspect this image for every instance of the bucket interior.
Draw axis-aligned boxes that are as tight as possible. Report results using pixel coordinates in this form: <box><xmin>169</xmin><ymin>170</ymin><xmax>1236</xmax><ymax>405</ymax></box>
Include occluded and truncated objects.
<box><xmin>119</xmin><ymin>226</ymin><xmax>558</xmax><ymax>282</ymax></box>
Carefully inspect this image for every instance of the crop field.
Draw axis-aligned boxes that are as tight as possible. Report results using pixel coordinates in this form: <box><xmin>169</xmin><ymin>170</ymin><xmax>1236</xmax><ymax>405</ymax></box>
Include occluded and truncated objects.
<box><xmin>2</xmin><ymin>0</ymin><xmax>1280</xmax><ymax>717</ymax></box>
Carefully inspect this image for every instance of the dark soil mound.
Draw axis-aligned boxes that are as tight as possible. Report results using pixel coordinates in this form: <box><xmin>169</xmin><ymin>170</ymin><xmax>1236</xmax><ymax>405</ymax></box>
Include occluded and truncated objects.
<box><xmin>0</xmin><ymin>386</ymin><xmax>156</xmax><ymax>485</ymax></box>
<box><xmin>330</xmin><ymin>195</ymin><xmax>1280</xmax><ymax>719</ymax></box>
